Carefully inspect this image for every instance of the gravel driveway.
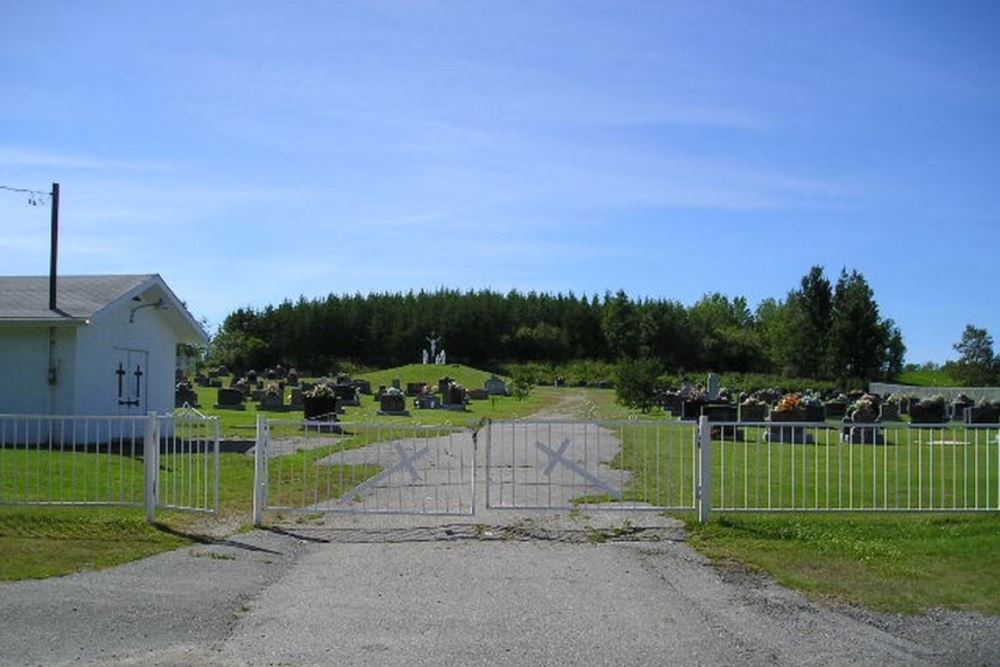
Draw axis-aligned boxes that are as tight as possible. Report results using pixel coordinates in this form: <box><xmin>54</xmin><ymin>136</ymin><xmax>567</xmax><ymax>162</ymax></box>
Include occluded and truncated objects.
<box><xmin>1</xmin><ymin>511</ymin><xmax>997</xmax><ymax>667</ymax></box>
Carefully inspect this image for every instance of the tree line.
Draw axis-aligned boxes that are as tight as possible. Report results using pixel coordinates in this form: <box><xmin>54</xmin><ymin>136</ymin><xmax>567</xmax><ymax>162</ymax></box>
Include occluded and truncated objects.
<box><xmin>209</xmin><ymin>266</ymin><xmax>905</xmax><ymax>384</ymax></box>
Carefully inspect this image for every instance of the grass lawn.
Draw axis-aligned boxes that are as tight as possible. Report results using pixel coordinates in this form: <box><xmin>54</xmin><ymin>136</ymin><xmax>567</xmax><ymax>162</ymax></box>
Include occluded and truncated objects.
<box><xmin>0</xmin><ymin>506</ymin><xmax>190</xmax><ymax>581</ymax></box>
<box><xmin>684</xmin><ymin>512</ymin><xmax>1000</xmax><ymax>615</ymax></box>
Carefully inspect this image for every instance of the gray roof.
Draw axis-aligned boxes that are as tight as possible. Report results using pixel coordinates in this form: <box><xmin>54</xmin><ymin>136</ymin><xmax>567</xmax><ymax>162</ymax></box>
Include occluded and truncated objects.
<box><xmin>0</xmin><ymin>274</ymin><xmax>158</xmax><ymax>322</ymax></box>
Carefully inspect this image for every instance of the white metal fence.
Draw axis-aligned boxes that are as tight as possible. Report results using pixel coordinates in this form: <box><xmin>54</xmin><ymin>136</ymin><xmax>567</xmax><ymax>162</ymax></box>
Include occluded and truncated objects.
<box><xmin>0</xmin><ymin>412</ymin><xmax>220</xmax><ymax>520</ymax></box>
<box><xmin>254</xmin><ymin>417</ymin><xmax>476</xmax><ymax>521</ymax></box>
<box><xmin>709</xmin><ymin>420</ymin><xmax>999</xmax><ymax>513</ymax></box>
<box><xmin>248</xmin><ymin>417</ymin><xmax>998</xmax><ymax>526</ymax></box>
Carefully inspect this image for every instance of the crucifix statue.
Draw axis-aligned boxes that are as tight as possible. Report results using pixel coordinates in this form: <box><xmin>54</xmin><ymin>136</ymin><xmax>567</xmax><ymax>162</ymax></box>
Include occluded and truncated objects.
<box><xmin>426</xmin><ymin>333</ymin><xmax>441</xmax><ymax>358</ymax></box>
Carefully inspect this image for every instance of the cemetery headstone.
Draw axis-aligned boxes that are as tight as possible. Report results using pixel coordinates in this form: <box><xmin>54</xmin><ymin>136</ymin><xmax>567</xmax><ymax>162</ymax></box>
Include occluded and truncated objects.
<box><xmin>258</xmin><ymin>392</ymin><xmax>285</xmax><ymax>411</ymax></box>
<box><xmin>215</xmin><ymin>387</ymin><xmax>245</xmax><ymax>410</ymax></box>
<box><xmin>484</xmin><ymin>375</ymin><xmax>508</xmax><ymax>396</ymax></box>
<box><xmin>378</xmin><ymin>389</ymin><xmax>409</xmax><ymax>415</ymax></box>
<box><xmin>879</xmin><ymin>402</ymin><xmax>901</xmax><ymax>422</ymax></box>
<box><xmin>707</xmin><ymin>373</ymin><xmax>720</xmax><ymax>401</ymax></box>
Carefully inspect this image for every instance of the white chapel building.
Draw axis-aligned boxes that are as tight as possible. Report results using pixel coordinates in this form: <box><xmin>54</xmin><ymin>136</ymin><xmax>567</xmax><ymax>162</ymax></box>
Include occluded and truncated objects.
<box><xmin>0</xmin><ymin>274</ymin><xmax>208</xmax><ymax>416</ymax></box>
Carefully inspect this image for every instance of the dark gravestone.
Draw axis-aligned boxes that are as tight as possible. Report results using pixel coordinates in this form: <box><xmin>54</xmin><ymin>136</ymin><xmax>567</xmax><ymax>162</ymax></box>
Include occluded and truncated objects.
<box><xmin>175</xmin><ymin>388</ymin><xmax>199</xmax><ymax>408</ymax></box>
<box><xmin>445</xmin><ymin>384</ymin><xmax>466</xmax><ymax>406</ymax></box>
<box><xmin>215</xmin><ymin>388</ymin><xmax>245</xmax><ymax>410</ymax></box>
<box><xmin>703</xmin><ymin>403</ymin><xmax>741</xmax><ymax>439</ymax></box>
<box><xmin>333</xmin><ymin>384</ymin><xmax>359</xmax><ymax>405</ymax></box>
<box><xmin>680</xmin><ymin>399</ymin><xmax>705</xmax><ymax>421</ymax></box>
<box><xmin>406</xmin><ymin>382</ymin><xmax>425</xmax><ymax>397</ymax></box>
<box><xmin>258</xmin><ymin>393</ymin><xmax>285</xmax><ymax>411</ymax></box>
<box><xmin>660</xmin><ymin>394</ymin><xmax>681</xmax><ymax>416</ymax></box>
<box><xmin>824</xmin><ymin>401</ymin><xmax>848</xmax><ymax>418</ymax></box>
<box><xmin>379</xmin><ymin>392</ymin><xmax>408</xmax><ymax>414</ymax></box>
<box><xmin>438</xmin><ymin>377</ymin><xmax>453</xmax><ymax>395</ymax></box>
<box><xmin>804</xmin><ymin>405</ymin><xmax>826</xmax><ymax>423</ymax></box>
<box><xmin>468</xmin><ymin>388</ymin><xmax>489</xmax><ymax>401</ymax></box>
<box><xmin>702</xmin><ymin>404</ymin><xmax>737</xmax><ymax>422</ymax></box>
<box><xmin>966</xmin><ymin>405</ymin><xmax>1000</xmax><ymax>424</ymax></box>
<box><xmin>879</xmin><ymin>403</ymin><xmax>901</xmax><ymax>422</ymax></box>
<box><xmin>909</xmin><ymin>402</ymin><xmax>947</xmax><ymax>425</ymax></box>
<box><xmin>303</xmin><ymin>395</ymin><xmax>338</xmax><ymax>421</ymax></box>
<box><xmin>737</xmin><ymin>404</ymin><xmax>767</xmax><ymax>423</ymax></box>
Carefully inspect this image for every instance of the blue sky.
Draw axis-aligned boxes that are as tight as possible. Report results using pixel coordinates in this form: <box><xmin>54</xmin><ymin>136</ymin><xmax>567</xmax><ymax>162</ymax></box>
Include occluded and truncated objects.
<box><xmin>1</xmin><ymin>1</ymin><xmax>998</xmax><ymax>363</ymax></box>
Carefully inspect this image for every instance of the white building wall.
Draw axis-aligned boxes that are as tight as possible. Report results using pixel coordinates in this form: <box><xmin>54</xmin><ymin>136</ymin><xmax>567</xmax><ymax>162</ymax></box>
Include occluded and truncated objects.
<box><xmin>0</xmin><ymin>326</ymin><xmax>77</xmax><ymax>414</ymax></box>
<box><xmin>74</xmin><ymin>296</ymin><xmax>179</xmax><ymax>416</ymax></box>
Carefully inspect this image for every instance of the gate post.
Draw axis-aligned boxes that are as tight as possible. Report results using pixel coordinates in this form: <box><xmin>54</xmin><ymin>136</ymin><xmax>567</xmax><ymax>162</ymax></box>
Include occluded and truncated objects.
<box><xmin>144</xmin><ymin>411</ymin><xmax>160</xmax><ymax>523</ymax></box>
<box><xmin>253</xmin><ymin>414</ymin><xmax>268</xmax><ymax>527</ymax></box>
<box><xmin>698</xmin><ymin>416</ymin><xmax>712</xmax><ymax>525</ymax></box>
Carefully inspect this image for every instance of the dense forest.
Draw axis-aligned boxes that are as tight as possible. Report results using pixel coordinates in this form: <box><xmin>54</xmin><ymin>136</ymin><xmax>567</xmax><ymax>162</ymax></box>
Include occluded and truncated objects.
<box><xmin>209</xmin><ymin>266</ymin><xmax>905</xmax><ymax>383</ymax></box>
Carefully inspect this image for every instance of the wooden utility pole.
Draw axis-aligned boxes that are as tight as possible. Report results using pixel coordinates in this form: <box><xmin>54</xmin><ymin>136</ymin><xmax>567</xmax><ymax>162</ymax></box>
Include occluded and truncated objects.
<box><xmin>49</xmin><ymin>182</ymin><xmax>59</xmax><ymax>310</ymax></box>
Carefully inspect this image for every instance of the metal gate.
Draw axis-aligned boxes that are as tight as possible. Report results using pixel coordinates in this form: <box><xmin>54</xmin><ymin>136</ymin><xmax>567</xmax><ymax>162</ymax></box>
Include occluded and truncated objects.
<box><xmin>484</xmin><ymin>420</ymin><xmax>701</xmax><ymax>512</ymax></box>
<box><xmin>254</xmin><ymin>418</ymin><xmax>476</xmax><ymax>519</ymax></box>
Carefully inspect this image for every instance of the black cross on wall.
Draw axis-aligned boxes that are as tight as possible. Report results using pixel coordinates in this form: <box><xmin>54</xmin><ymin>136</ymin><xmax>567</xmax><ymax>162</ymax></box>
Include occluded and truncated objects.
<box><xmin>116</xmin><ymin>363</ymin><xmax>126</xmax><ymax>398</ymax></box>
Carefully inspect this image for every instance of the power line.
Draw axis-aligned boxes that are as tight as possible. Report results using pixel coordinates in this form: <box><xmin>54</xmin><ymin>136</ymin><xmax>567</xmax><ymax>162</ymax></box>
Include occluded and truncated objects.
<box><xmin>0</xmin><ymin>183</ymin><xmax>53</xmax><ymax>206</ymax></box>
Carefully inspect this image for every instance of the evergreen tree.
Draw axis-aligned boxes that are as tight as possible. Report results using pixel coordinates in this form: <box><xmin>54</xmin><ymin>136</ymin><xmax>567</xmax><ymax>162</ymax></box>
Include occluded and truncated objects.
<box><xmin>828</xmin><ymin>269</ymin><xmax>885</xmax><ymax>381</ymax></box>
<box><xmin>950</xmin><ymin>325</ymin><xmax>997</xmax><ymax>386</ymax></box>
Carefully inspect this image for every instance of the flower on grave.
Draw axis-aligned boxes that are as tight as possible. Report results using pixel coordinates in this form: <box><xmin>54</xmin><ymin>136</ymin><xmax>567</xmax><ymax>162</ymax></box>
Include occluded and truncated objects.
<box><xmin>801</xmin><ymin>394</ymin><xmax>824</xmax><ymax>409</ymax></box>
<box><xmin>774</xmin><ymin>393</ymin><xmax>804</xmax><ymax>413</ymax></box>
<box><xmin>385</xmin><ymin>386</ymin><xmax>404</xmax><ymax>396</ymax></box>
<box><xmin>848</xmin><ymin>394</ymin><xmax>878</xmax><ymax>421</ymax></box>
<box><xmin>265</xmin><ymin>383</ymin><xmax>281</xmax><ymax>397</ymax></box>
<box><xmin>306</xmin><ymin>383</ymin><xmax>334</xmax><ymax>398</ymax></box>
<box><xmin>741</xmin><ymin>396</ymin><xmax>768</xmax><ymax>408</ymax></box>
<box><xmin>919</xmin><ymin>395</ymin><xmax>946</xmax><ymax>409</ymax></box>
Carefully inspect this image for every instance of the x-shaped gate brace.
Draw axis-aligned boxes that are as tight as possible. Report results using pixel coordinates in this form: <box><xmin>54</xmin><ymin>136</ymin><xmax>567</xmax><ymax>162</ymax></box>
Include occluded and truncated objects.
<box><xmin>337</xmin><ymin>442</ymin><xmax>430</xmax><ymax>506</ymax></box>
<box><xmin>536</xmin><ymin>438</ymin><xmax>623</xmax><ymax>500</ymax></box>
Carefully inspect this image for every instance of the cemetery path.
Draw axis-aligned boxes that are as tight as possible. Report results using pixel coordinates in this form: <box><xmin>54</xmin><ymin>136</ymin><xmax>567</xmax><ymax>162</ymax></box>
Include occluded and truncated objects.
<box><xmin>3</xmin><ymin>512</ymin><xmax>996</xmax><ymax>667</ymax></box>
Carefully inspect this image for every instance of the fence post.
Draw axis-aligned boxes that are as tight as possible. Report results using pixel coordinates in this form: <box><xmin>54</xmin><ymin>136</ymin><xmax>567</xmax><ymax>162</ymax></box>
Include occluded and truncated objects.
<box><xmin>144</xmin><ymin>411</ymin><xmax>159</xmax><ymax>523</ymax></box>
<box><xmin>698</xmin><ymin>416</ymin><xmax>712</xmax><ymax>525</ymax></box>
<box><xmin>253</xmin><ymin>414</ymin><xmax>268</xmax><ymax>527</ymax></box>
<box><xmin>213</xmin><ymin>417</ymin><xmax>221</xmax><ymax>515</ymax></box>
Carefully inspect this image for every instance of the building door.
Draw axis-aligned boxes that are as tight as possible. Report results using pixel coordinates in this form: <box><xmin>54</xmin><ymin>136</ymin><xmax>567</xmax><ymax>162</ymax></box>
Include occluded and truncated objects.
<box><xmin>113</xmin><ymin>348</ymin><xmax>149</xmax><ymax>414</ymax></box>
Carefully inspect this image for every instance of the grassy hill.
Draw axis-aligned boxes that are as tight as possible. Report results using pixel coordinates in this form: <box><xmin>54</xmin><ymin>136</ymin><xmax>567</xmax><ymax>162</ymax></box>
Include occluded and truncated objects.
<box><xmin>358</xmin><ymin>363</ymin><xmax>504</xmax><ymax>391</ymax></box>
<box><xmin>896</xmin><ymin>368</ymin><xmax>959</xmax><ymax>387</ymax></box>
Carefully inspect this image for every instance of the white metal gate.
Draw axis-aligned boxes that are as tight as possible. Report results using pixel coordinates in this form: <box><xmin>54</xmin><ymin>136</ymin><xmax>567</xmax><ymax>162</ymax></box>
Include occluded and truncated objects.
<box><xmin>484</xmin><ymin>420</ymin><xmax>702</xmax><ymax>512</ymax></box>
<box><xmin>254</xmin><ymin>418</ymin><xmax>476</xmax><ymax>520</ymax></box>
